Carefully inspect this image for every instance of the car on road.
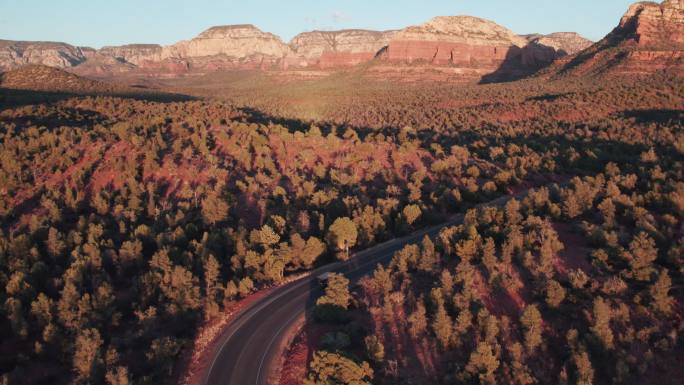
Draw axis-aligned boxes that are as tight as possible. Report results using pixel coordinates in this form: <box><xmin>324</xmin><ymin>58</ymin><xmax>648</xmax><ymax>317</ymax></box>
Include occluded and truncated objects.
<box><xmin>316</xmin><ymin>272</ymin><xmax>331</xmax><ymax>287</ymax></box>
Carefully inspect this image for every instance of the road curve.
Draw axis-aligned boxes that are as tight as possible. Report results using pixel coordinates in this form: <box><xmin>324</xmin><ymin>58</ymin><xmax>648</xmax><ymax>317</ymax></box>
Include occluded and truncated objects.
<box><xmin>203</xmin><ymin>191</ymin><xmax>528</xmax><ymax>385</ymax></box>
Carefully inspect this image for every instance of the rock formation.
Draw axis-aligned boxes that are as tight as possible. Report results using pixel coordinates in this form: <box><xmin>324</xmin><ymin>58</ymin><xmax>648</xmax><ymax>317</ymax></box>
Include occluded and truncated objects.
<box><xmin>555</xmin><ymin>0</ymin><xmax>684</xmax><ymax>76</ymax></box>
<box><xmin>521</xmin><ymin>32</ymin><xmax>593</xmax><ymax>66</ymax></box>
<box><xmin>288</xmin><ymin>30</ymin><xmax>396</xmax><ymax>68</ymax></box>
<box><xmin>83</xmin><ymin>25</ymin><xmax>290</xmax><ymax>74</ymax></box>
<box><xmin>0</xmin><ymin>40</ymin><xmax>88</xmax><ymax>71</ymax></box>
<box><xmin>24</xmin><ymin>3</ymin><xmax>684</xmax><ymax>82</ymax></box>
<box><xmin>166</xmin><ymin>25</ymin><xmax>288</xmax><ymax>60</ymax></box>
<box><xmin>98</xmin><ymin>44</ymin><xmax>164</xmax><ymax>66</ymax></box>
<box><xmin>386</xmin><ymin>16</ymin><xmax>528</xmax><ymax>66</ymax></box>
<box><xmin>382</xmin><ymin>16</ymin><xmax>591</xmax><ymax>81</ymax></box>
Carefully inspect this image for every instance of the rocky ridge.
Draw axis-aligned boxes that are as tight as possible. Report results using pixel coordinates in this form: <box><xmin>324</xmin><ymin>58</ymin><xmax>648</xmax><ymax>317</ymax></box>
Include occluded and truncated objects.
<box><xmin>521</xmin><ymin>32</ymin><xmax>593</xmax><ymax>67</ymax></box>
<box><xmin>383</xmin><ymin>16</ymin><xmax>595</xmax><ymax>81</ymax></box>
<box><xmin>5</xmin><ymin>1</ymin><xmax>680</xmax><ymax>80</ymax></box>
<box><xmin>288</xmin><ymin>29</ymin><xmax>397</xmax><ymax>68</ymax></box>
<box><xmin>554</xmin><ymin>0</ymin><xmax>684</xmax><ymax>76</ymax></box>
<box><xmin>0</xmin><ymin>40</ymin><xmax>88</xmax><ymax>71</ymax></box>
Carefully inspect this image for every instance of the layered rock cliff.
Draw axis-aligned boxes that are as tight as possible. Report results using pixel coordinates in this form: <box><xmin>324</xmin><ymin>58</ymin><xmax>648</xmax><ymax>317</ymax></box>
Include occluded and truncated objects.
<box><xmin>386</xmin><ymin>16</ymin><xmax>529</xmax><ymax>67</ymax></box>
<box><xmin>288</xmin><ymin>30</ymin><xmax>396</xmax><ymax>68</ymax></box>
<box><xmin>164</xmin><ymin>25</ymin><xmax>289</xmax><ymax>65</ymax></box>
<box><xmin>382</xmin><ymin>16</ymin><xmax>592</xmax><ymax>81</ymax></box>
<box><xmin>522</xmin><ymin>32</ymin><xmax>593</xmax><ymax>67</ymax></box>
<box><xmin>556</xmin><ymin>0</ymin><xmax>684</xmax><ymax>76</ymax></box>
<box><xmin>0</xmin><ymin>40</ymin><xmax>88</xmax><ymax>71</ymax></box>
<box><xmin>8</xmin><ymin>2</ymin><xmax>681</xmax><ymax>81</ymax></box>
<box><xmin>86</xmin><ymin>25</ymin><xmax>290</xmax><ymax>73</ymax></box>
<box><xmin>98</xmin><ymin>44</ymin><xmax>164</xmax><ymax>65</ymax></box>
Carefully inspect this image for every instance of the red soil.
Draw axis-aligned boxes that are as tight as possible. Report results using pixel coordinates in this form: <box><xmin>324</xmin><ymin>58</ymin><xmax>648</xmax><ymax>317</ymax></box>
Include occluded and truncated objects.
<box><xmin>367</xmin><ymin>301</ymin><xmax>440</xmax><ymax>383</ymax></box>
<box><xmin>276</xmin><ymin>322</ymin><xmax>330</xmax><ymax>385</ymax></box>
<box><xmin>473</xmin><ymin>267</ymin><xmax>529</xmax><ymax>318</ymax></box>
<box><xmin>552</xmin><ymin>222</ymin><xmax>592</xmax><ymax>274</ymax></box>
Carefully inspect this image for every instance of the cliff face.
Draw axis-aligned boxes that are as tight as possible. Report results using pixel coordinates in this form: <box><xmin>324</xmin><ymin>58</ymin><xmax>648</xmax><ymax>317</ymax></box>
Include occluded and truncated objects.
<box><xmin>382</xmin><ymin>16</ymin><xmax>592</xmax><ymax>81</ymax></box>
<box><xmin>521</xmin><ymin>32</ymin><xmax>593</xmax><ymax>67</ymax></box>
<box><xmin>98</xmin><ymin>44</ymin><xmax>164</xmax><ymax>65</ymax></box>
<box><xmin>618</xmin><ymin>0</ymin><xmax>684</xmax><ymax>46</ymax></box>
<box><xmin>0</xmin><ymin>40</ymin><xmax>88</xmax><ymax>71</ymax></box>
<box><xmin>386</xmin><ymin>16</ymin><xmax>529</xmax><ymax>67</ymax></box>
<box><xmin>164</xmin><ymin>25</ymin><xmax>290</xmax><ymax>63</ymax></box>
<box><xmin>73</xmin><ymin>24</ymin><xmax>293</xmax><ymax>76</ymax></box>
<box><xmin>555</xmin><ymin>0</ymin><xmax>684</xmax><ymax>76</ymax></box>
<box><xmin>6</xmin><ymin>2</ymin><xmax>679</xmax><ymax>81</ymax></box>
<box><xmin>288</xmin><ymin>30</ymin><xmax>396</xmax><ymax>68</ymax></box>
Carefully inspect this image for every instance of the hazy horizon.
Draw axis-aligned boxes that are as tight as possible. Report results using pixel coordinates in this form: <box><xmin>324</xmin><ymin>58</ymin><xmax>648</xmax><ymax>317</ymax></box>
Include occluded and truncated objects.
<box><xmin>0</xmin><ymin>0</ymin><xmax>636</xmax><ymax>48</ymax></box>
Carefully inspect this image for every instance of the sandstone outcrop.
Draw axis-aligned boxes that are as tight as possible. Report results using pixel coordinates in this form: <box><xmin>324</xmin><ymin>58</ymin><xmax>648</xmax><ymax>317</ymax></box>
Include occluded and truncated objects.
<box><xmin>0</xmin><ymin>40</ymin><xmax>87</xmax><ymax>71</ymax></box>
<box><xmin>619</xmin><ymin>0</ymin><xmax>684</xmax><ymax>47</ymax></box>
<box><xmin>164</xmin><ymin>25</ymin><xmax>289</xmax><ymax>64</ymax></box>
<box><xmin>98</xmin><ymin>44</ymin><xmax>164</xmax><ymax>65</ymax></box>
<box><xmin>555</xmin><ymin>0</ymin><xmax>684</xmax><ymax>76</ymax></box>
<box><xmin>521</xmin><ymin>32</ymin><xmax>593</xmax><ymax>67</ymax></box>
<box><xmin>386</xmin><ymin>16</ymin><xmax>528</xmax><ymax>67</ymax></box>
<box><xmin>383</xmin><ymin>16</ymin><xmax>591</xmax><ymax>81</ymax></box>
<box><xmin>288</xmin><ymin>30</ymin><xmax>396</xmax><ymax>67</ymax></box>
<box><xmin>10</xmin><ymin>2</ymin><xmax>682</xmax><ymax>82</ymax></box>
<box><xmin>98</xmin><ymin>25</ymin><xmax>290</xmax><ymax>73</ymax></box>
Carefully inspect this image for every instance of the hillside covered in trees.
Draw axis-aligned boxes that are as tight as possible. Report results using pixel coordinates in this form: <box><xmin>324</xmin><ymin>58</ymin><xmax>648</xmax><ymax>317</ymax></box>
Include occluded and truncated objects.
<box><xmin>0</xmin><ymin>68</ymin><xmax>682</xmax><ymax>385</ymax></box>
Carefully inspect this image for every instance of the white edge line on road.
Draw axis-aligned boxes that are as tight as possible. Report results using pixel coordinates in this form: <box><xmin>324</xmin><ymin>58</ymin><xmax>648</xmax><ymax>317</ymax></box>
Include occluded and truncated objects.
<box><xmin>204</xmin><ymin>185</ymin><xmax>553</xmax><ymax>385</ymax></box>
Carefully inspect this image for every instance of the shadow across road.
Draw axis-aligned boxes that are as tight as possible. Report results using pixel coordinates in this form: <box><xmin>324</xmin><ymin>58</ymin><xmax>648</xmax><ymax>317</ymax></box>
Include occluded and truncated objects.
<box><xmin>202</xmin><ymin>187</ymin><xmax>537</xmax><ymax>385</ymax></box>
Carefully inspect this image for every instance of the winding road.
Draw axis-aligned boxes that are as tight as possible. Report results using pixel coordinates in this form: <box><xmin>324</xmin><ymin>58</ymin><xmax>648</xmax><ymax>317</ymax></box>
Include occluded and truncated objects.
<box><xmin>202</xmin><ymin>191</ymin><xmax>527</xmax><ymax>385</ymax></box>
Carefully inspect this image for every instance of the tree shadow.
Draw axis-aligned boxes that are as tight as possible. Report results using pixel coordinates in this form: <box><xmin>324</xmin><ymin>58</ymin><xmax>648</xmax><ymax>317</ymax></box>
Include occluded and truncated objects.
<box><xmin>479</xmin><ymin>41</ymin><xmax>559</xmax><ymax>84</ymax></box>
<box><xmin>0</xmin><ymin>86</ymin><xmax>197</xmax><ymax>111</ymax></box>
<box><xmin>618</xmin><ymin>109</ymin><xmax>684</xmax><ymax>124</ymax></box>
<box><xmin>526</xmin><ymin>92</ymin><xmax>575</xmax><ymax>102</ymax></box>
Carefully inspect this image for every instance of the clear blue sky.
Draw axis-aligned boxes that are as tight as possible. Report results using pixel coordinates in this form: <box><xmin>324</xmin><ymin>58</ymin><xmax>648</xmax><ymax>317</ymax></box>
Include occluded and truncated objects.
<box><xmin>0</xmin><ymin>0</ymin><xmax>636</xmax><ymax>48</ymax></box>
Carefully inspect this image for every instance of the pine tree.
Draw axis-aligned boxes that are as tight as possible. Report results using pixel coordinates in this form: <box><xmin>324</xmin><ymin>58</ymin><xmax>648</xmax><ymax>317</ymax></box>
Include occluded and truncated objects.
<box><xmin>627</xmin><ymin>232</ymin><xmax>658</xmax><ymax>280</ymax></box>
<box><xmin>317</xmin><ymin>273</ymin><xmax>351</xmax><ymax>309</ymax></box>
<box><xmin>572</xmin><ymin>350</ymin><xmax>594</xmax><ymax>385</ymax></box>
<box><xmin>650</xmin><ymin>269</ymin><xmax>673</xmax><ymax>315</ymax></box>
<box><xmin>465</xmin><ymin>342</ymin><xmax>500</xmax><ymax>385</ymax></box>
<box><xmin>327</xmin><ymin>217</ymin><xmax>357</xmax><ymax>260</ymax></box>
<box><xmin>482</xmin><ymin>237</ymin><xmax>497</xmax><ymax>275</ymax></box>
<box><xmin>201</xmin><ymin>192</ymin><xmax>229</xmax><ymax>225</ymax></box>
<box><xmin>73</xmin><ymin>328</ymin><xmax>103</xmax><ymax>383</ymax></box>
<box><xmin>590</xmin><ymin>297</ymin><xmax>613</xmax><ymax>349</ymax></box>
<box><xmin>546</xmin><ymin>279</ymin><xmax>566</xmax><ymax>308</ymax></box>
<box><xmin>432</xmin><ymin>302</ymin><xmax>452</xmax><ymax>349</ymax></box>
<box><xmin>505</xmin><ymin>198</ymin><xmax>522</xmax><ymax>225</ymax></box>
<box><xmin>203</xmin><ymin>255</ymin><xmax>221</xmax><ymax>319</ymax></box>
<box><xmin>304</xmin><ymin>351</ymin><xmax>373</xmax><ymax>385</ymax></box>
<box><xmin>408</xmin><ymin>300</ymin><xmax>427</xmax><ymax>338</ymax></box>
<box><xmin>105</xmin><ymin>366</ymin><xmax>131</xmax><ymax>385</ymax></box>
<box><xmin>46</xmin><ymin>227</ymin><xmax>65</xmax><ymax>258</ymax></box>
<box><xmin>364</xmin><ymin>335</ymin><xmax>385</xmax><ymax>363</ymax></box>
<box><xmin>521</xmin><ymin>305</ymin><xmax>543</xmax><ymax>352</ymax></box>
<box><xmin>418</xmin><ymin>236</ymin><xmax>437</xmax><ymax>272</ymax></box>
<box><xmin>238</xmin><ymin>277</ymin><xmax>254</xmax><ymax>297</ymax></box>
<box><xmin>402</xmin><ymin>204</ymin><xmax>422</xmax><ymax>226</ymax></box>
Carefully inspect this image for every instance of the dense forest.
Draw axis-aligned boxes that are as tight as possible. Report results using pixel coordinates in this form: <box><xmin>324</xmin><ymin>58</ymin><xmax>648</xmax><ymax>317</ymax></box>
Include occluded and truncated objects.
<box><xmin>297</xmin><ymin>74</ymin><xmax>684</xmax><ymax>385</ymax></box>
<box><xmin>0</xmin><ymin>71</ymin><xmax>682</xmax><ymax>385</ymax></box>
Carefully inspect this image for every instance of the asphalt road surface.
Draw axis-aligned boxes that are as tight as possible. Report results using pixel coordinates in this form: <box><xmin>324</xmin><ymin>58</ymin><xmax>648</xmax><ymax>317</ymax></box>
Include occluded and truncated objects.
<box><xmin>203</xmin><ymin>191</ymin><xmax>528</xmax><ymax>385</ymax></box>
